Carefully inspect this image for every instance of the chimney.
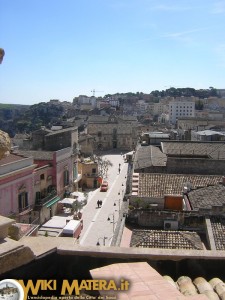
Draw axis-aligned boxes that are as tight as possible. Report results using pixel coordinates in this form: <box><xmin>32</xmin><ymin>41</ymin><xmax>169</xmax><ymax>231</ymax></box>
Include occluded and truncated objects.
<box><xmin>222</xmin><ymin>176</ymin><xmax>225</xmax><ymax>186</ymax></box>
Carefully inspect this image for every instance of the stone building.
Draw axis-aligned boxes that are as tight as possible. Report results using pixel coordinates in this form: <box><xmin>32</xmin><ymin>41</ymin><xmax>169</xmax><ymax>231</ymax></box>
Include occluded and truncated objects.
<box><xmin>87</xmin><ymin>114</ymin><xmax>138</xmax><ymax>151</ymax></box>
<box><xmin>128</xmin><ymin>172</ymin><xmax>225</xmax><ymax>252</ymax></box>
<box><xmin>78</xmin><ymin>133</ymin><xmax>95</xmax><ymax>157</ymax></box>
<box><xmin>177</xmin><ymin>117</ymin><xmax>225</xmax><ymax>131</ymax></box>
<box><xmin>78</xmin><ymin>158</ymin><xmax>100</xmax><ymax>189</ymax></box>
<box><xmin>191</xmin><ymin>130</ymin><xmax>225</xmax><ymax>141</ymax></box>
<box><xmin>129</xmin><ymin>172</ymin><xmax>222</xmax><ymax>210</ymax></box>
<box><xmin>14</xmin><ymin>126</ymin><xmax>79</xmax><ymax>152</ymax></box>
<box><xmin>134</xmin><ymin>141</ymin><xmax>225</xmax><ymax>175</ymax></box>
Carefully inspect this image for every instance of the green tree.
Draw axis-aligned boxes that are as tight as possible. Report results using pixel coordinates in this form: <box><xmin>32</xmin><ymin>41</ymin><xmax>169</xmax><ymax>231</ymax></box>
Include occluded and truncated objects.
<box><xmin>195</xmin><ymin>100</ymin><xmax>204</xmax><ymax>110</ymax></box>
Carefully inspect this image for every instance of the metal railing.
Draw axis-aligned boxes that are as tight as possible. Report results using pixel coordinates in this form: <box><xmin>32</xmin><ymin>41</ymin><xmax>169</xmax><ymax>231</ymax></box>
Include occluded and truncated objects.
<box><xmin>18</xmin><ymin>204</ymin><xmax>34</xmax><ymax>213</ymax></box>
<box><xmin>35</xmin><ymin>190</ymin><xmax>57</xmax><ymax>206</ymax></box>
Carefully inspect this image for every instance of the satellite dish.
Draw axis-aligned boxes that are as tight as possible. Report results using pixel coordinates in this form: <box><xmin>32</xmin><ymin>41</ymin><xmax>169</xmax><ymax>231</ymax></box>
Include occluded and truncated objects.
<box><xmin>0</xmin><ymin>48</ymin><xmax>5</xmax><ymax>64</ymax></box>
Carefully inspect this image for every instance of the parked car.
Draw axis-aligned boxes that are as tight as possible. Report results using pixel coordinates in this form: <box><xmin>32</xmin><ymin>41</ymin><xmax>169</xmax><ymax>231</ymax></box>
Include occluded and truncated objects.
<box><xmin>100</xmin><ymin>181</ymin><xmax>108</xmax><ymax>192</ymax></box>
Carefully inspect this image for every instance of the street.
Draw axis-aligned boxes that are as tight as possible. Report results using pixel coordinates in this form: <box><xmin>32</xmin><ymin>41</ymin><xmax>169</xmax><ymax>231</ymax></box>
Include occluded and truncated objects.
<box><xmin>79</xmin><ymin>152</ymin><xmax>129</xmax><ymax>246</ymax></box>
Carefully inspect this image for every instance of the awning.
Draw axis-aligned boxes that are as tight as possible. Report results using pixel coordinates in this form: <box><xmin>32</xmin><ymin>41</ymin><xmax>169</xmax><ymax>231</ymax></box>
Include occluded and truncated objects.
<box><xmin>58</xmin><ymin>198</ymin><xmax>76</xmax><ymax>205</ymax></box>
<box><xmin>45</xmin><ymin>196</ymin><xmax>61</xmax><ymax>208</ymax></box>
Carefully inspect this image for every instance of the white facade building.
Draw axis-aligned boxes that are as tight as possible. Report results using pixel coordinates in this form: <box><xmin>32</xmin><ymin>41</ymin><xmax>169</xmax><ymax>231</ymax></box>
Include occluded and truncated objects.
<box><xmin>169</xmin><ymin>100</ymin><xmax>195</xmax><ymax>124</ymax></box>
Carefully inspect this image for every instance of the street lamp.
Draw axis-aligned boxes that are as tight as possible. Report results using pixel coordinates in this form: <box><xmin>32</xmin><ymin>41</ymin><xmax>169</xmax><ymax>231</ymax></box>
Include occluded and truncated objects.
<box><xmin>114</xmin><ymin>199</ymin><xmax>121</xmax><ymax>214</ymax></box>
<box><xmin>96</xmin><ymin>236</ymin><xmax>108</xmax><ymax>246</ymax></box>
<box><xmin>118</xmin><ymin>184</ymin><xmax>124</xmax><ymax>196</ymax></box>
<box><xmin>107</xmin><ymin>213</ymin><xmax>117</xmax><ymax>232</ymax></box>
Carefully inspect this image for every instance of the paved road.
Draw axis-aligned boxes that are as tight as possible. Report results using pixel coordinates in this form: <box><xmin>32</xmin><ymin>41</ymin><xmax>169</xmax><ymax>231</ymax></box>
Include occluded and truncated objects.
<box><xmin>79</xmin><ymin>152</ymin><xmax>129</xmax><ymax>246</ymax></box>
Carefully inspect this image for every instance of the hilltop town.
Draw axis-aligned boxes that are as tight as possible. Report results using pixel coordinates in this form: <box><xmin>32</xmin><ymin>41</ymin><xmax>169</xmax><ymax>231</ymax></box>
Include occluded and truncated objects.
<box><xmin>1</xmin><ymin>87</ymin><xmax>225</xmax><ymax>299</ymax></box>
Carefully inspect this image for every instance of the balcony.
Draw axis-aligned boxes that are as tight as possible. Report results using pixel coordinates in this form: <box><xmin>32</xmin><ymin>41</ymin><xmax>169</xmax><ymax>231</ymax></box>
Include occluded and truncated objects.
<box><xmin>18</xmin><ymin>204</ymin><xmax>34</xmax><ymax>214</ymax></box>
<box><xmin>35</xmin><ymin>190</ymin><xmax>58</xmax><ymax>207</ymax></box>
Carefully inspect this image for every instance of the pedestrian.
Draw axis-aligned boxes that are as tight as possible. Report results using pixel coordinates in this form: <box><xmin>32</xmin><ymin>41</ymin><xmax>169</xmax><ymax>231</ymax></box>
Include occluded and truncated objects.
<box><xmin>99</xmin><ymin>200</ymin><xmax>102</xmax><ymax>207</ymax></box>
<box><xmin>97</xmin><ymin>200</ymin><xmax>100</xmax><ymax>208</ymax></box>
<box><xmin>118</xmin><ymin>168</ymin><xmax>121</xmax><ymax>174</ymax></box>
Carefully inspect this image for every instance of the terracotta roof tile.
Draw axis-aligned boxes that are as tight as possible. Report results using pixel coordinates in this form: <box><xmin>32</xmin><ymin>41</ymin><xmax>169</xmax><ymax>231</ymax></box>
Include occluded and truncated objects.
<box><xmin>130</xmin><ymin>230</ymin><xmax>203</xmax><ymax>250</ymax></box>
<box><xmin>137</xmin><ymin>173</ymin><xmax>222</xmax><ymax>198</ymax></box>
<box><xmin>0</xmin><ymin>153</ymin><xmax>28</xmax><ymax>166</ymax></box>
<box><xmin>162</xmin><ymin>141</ymin><xmax>225</xmax><ymax>159</ymax></box>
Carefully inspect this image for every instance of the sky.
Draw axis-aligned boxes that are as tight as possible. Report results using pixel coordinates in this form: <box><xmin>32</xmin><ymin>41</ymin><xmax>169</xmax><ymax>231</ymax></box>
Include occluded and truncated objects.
<box><xmin>1</xmin><ymin>0</ymin><xmax>225</xmax><ymax>105</ymax></box>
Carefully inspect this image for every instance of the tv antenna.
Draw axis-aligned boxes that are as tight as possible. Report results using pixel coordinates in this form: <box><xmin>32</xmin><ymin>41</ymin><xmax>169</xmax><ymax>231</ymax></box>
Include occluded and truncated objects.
<box><xmin>91</xmin><ymin>89</ymin><xmax>104</xmax><ymax>97</ymax></box>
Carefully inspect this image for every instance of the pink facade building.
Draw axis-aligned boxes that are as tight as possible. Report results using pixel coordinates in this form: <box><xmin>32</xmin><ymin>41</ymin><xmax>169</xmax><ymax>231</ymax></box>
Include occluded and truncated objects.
<box><xmin>18</xmin><ymin>147</ymin><xmax>79</xmax><ymax>223</ymax></box>
<box><xmin>0</xmin><ymin>153</ymin><xmax>36</xmax><ymax>218</ymax></box>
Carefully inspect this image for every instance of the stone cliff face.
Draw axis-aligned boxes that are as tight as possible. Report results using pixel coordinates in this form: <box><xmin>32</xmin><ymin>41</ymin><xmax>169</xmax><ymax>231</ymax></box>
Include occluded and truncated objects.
<box><xmin>0</xmin><ymin>130</ymin><xmax>11</xmax><ymax>159</ymax></box>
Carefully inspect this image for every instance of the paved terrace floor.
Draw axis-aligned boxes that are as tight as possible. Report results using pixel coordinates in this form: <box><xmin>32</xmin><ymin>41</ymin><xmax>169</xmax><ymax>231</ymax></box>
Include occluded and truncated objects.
<box><xmin>90</xmin><ymin>261</ymin><xmax>208</xmax><ymax>300</ymax></box>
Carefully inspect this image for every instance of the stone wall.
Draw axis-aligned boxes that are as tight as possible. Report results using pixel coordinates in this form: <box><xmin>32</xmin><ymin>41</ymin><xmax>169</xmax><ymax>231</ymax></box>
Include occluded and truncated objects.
<box><xmin>45</xmin><ymin>131</ymin><xmax>72</xmax><ymax>151</ymax></box>
<box><xmin>167</xmin><ymin>157</ymin><xmax>225</xmax><ymax>175</ymax></box>
<box><xmin>135</xmin><ymin>158</ymin><xmax>225</xmax><ymax>175</ymax></box>
<box><xmin>127</xmin><ymin>209</ymin><xmax>207</xmax><ymax>231</ymax></box>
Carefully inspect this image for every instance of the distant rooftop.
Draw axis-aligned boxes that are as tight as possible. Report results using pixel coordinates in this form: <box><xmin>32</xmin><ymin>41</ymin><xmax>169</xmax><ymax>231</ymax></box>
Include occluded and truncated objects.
<box><xmin>133</xmin><ymin>145</ymin><xmax>167</xmax><ymax>169</ymax></box>
<box><xmin>0</xmin><ymin>153</ymin><xmax>29</xmax><ymax>166</ymax></box>
<box><xmin>195</xmin><ymin>130</ymin><xmax>225</xmax><ymax>136</ymax></box>
<box><xmin>88</xmin><ymin>115</ymin><xmax>137</xmax><ymax>123</ymax></box>
<box><xmin>17</xmin><ymin>150</ymin><xmax>54</xmax><ymax>161</ymax></box>
<box><xmin>161</xmin><ymin>141</ymin><xmax>225</xmax><ymax>159</ymax></box>
<box><xmin>45</xmin><ymin>126</ymin><xmax>77</xmax><ymax>136</ymax></box>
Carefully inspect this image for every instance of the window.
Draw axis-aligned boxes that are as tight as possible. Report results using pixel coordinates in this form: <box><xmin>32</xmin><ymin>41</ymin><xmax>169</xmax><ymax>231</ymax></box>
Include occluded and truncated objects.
<box><xmin>63</xmin><ymin>170</ymin><xmax>69</xmax><ymax>187</ymax></box>
<box><xmin>92</xmin><ymin>168</ymin><xmax>96</xmax><ymax>174</ymax></box>
<box><xmin>18</xmin><ymin>192</ymin><xmax>28</xmax><ymax>212</ymax></box>
<box><xmin>40</xmin><ymin>174</ymin><xmax>45</xmax><ymax>180</ymax></box>
<box><xmin>35</xmin><ymin>191</ymin><xmax>41</xmax><ymax>201</ymax></box>
<box><xmin>98</xmin><ymin>131</ymin><xmax>102</xmax><ymax>137</ymax></box>
<box><xmin>47</xmin><ymin>185</ymin><xmax>53</xmax><ymax>193</ymax></box>
<box><xmin>73</xmin><ymin>164</ymin><xmax>78</xmax><ymax>179</ymax></box>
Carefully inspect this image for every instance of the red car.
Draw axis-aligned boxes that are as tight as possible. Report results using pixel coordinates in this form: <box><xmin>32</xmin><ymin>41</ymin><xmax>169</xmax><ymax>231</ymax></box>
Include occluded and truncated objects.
<box><xmin>100</xmin><ymin>181</ymin><xmax>108</xmax><ymax>192</ymax></box>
